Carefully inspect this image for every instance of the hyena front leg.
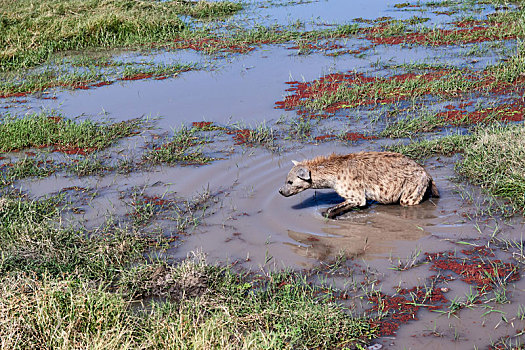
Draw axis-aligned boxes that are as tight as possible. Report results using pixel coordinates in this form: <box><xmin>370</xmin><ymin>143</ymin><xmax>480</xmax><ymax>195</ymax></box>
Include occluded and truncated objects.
<box><xmin>323</xmin><ymin>190</ymin><xmax>366</xmax><ymax>219</ymax></box>
<box><xmin>323</xmin><ymin>200</ymin><xmax>358</xmax><ymax>219</ymax></box>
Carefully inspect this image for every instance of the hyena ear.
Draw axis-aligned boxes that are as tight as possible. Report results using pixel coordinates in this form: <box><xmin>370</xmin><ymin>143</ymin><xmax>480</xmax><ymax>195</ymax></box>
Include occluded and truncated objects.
<box><xmin>291</xmin><ymin>160</ymin><xmax>299</xmax><ymax>166</ymax></box>
<box><xmin>297</xmin><ymin>167</ymin><xmax>311</xmax><ymax>181</ymax></box>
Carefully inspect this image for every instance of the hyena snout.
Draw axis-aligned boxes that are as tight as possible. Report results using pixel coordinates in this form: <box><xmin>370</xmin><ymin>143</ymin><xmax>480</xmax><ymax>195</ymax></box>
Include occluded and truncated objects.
<box><xmin>279</xmin><ymin>165</ymin><xmax>312</xmax><ymax>197</ymax></box>
<box><xmin>279</xmin><ymin>185</ymin><xmax>293</xmax><ymax>197</ymax></box>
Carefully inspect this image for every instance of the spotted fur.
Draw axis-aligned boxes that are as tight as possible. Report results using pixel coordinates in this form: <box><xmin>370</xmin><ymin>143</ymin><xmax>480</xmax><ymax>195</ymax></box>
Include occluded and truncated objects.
<box><xmin>279</xmin><ymin>152</ymin><xmax>439</xmax><ymax>219</ymax></box>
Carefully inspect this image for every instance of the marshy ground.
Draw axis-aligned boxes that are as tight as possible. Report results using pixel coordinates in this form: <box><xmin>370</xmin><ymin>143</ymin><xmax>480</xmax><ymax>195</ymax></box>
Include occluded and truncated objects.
<box><xmin>1</xmin><ymin>0</ymin><xmax>525</xmax><ymax>348</ymax></box>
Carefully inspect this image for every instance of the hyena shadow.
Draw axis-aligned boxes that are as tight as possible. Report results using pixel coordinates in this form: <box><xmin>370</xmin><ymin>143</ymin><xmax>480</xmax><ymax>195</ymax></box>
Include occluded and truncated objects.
<box><xmin>292</xmin><ymin>191</ymin><xmax>380</xmax><ymax>210</ymax></box>
<box><xmin>292</xmin><ymin>190</ymin><xmax>439</xmax><ymax>220</ymax></box>
<box><xmin>291</xmin><ymin>192</ymin><xmax>344</xmax><ymax>210</ymax></box>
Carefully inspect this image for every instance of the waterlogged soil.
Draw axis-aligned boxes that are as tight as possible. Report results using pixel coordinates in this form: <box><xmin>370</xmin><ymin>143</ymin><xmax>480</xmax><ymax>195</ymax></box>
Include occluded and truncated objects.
<box><xmin>3</xmin><ymin>0</ymin><xmax>525</xmax><ymax>348</ymax></box>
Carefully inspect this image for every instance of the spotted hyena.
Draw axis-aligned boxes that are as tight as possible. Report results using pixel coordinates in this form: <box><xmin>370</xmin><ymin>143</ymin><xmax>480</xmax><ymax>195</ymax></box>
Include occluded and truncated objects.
<box><xmin>279</xmin><ymin>152</ymin><xmax>439</xmax><ymax>219</ymax></box>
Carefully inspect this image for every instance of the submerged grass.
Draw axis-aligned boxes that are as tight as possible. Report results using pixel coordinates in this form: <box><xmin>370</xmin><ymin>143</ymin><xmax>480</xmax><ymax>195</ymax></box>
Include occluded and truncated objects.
<box><xmin>0</xmin><ymin>194</ymin><xmax>147</xmax><ymax>280</ymax></box>
<box><xmin>0</xmin><ymin>112</ymin><xmax>140</xmax><ymax>153</ymax></box>
<box><xmin>0</xmin><ymin>59</ymin><xmax>196</xmax><ymax>97</ymax></box>
<box><xmin>0</xmin><ymin>0</ymin><xmax>242</xmax><ymax>71</ymax></box>
<box><xmin>0</xmin><ymin>194</ymin><xmax>379</xmax><ymax>349</ymax></box>
<box><xmin>0</xmin><ymin>157</ymin><xmax>57</xmax><ymax>186</ymax></box>
<box><xmin>144</xmin><ymin>125</ymin><xmax>214</xmax><ymax>165</ymax></box>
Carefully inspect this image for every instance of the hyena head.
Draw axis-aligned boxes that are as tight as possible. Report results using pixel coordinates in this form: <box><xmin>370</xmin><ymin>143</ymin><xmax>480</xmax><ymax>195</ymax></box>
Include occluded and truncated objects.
<box><xmin>279</xmin><ymin>160</ymin><xmax>312</xmax><ymax>197</ymax></box>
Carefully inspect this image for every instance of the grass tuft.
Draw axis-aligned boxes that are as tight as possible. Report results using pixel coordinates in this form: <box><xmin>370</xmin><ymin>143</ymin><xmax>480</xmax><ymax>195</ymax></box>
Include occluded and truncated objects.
<box><xmin>386</xmin><ymin>133</ymin><xmax>469</xmax><ymax>160</ymax></box>
<box><xmin>0</xmin><ymin>0</ymin><xmax>242</xmax><ymax>71</ymax></box>
<box><xmin>143</xmin><ymin>126</ymin><xmax>214</xmax><ymax>165</ymax></box>
<box><xmin>458</xmin><ymin>123</ymin><xmax>525</xmax><ymax>212</ymax></box>
<box><xmin>0</xmin><ymin>112</ymin><xmax>140</xmax><ymax>153</ymax></box>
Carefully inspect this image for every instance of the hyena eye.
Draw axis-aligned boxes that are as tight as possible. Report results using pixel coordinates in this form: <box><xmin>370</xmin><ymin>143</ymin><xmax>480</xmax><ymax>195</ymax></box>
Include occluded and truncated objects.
<box><xmin>287</xmin><ymin>180</ymin><xmax>293</xmax><ymax>185</ymax></box>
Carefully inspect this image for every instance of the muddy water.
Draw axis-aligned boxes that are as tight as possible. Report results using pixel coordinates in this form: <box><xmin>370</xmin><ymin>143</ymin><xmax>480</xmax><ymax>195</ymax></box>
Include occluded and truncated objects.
<box><xmin>20</xmin><ymin>141</ymin><xmax>525</xmax><ymax>348</ymax></box>
<box><xmin>17</xmin><ymin>46</ymin><xmax>365</xmax><ymax>127</ymax></box>
<box><xmin>239</xmin><ymin>0</ymin><xmax>494</xmax><ymax>29</ymax></box>
<box><xmin>6</xmin><ymin>0</ymin><xmax>525</xmax><ymax>347</ymax></box>
<box><xmin>23</xmin><ymin>140</ymin><xmax>523</xmax><ymax>269</ymax></box>
<box><xmin>158</xmin><ymin>145</ymin><xmax>524</xmax><ymax>269</ymax></box>
<box><xmin>12</xmin><ymin>43</ymin><xmax>493</xmax><ymax>127</ymax></box>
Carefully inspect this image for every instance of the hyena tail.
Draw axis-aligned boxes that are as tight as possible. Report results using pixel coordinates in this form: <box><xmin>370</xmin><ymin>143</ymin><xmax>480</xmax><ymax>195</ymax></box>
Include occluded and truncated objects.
<box><xmin>430</xmin><ymin>179</ymin><xmax>440</xmax><ymax>198</ymax></box>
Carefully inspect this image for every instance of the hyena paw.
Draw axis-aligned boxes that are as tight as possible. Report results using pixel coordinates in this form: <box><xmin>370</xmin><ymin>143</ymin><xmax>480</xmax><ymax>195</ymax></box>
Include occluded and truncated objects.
<box><xmin>322</xmin><ymin>208</ymin><xmax>337</xmax><ymax>219</ymax></box>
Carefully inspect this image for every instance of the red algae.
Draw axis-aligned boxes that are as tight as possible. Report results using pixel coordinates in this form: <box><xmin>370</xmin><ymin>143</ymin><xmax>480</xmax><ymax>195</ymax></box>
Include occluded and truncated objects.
<box><xmin>437</xmin><ymin>101</ymin><xmax>525</xmax><ymax>125</ymax></box>
<box><xmin>362</xmin><ymin>23</ymin><xmax>517</xmax><ymax>46</ymax></box>
<box><xmin>52</xmin><ymin>146</ymin><xmax>97</xmax><ymax>156</ymax></box>
<box><xmin>369</xmin><ymin>286</ymin><xmax>449</xmax><ymax>336</ymax></box>
<box><xmin>227</xmin><ymin>129</ymin><xmax>252</xmax><ymax>145</ymax></box>
<box><xmin>343</xmin><ymin>132</ymin><xmax>377</xmax><ymax>141</ymax></box>
<box><xmin>426</xmin><ymin>247</ymin><xmax>520</xmax><ymax>291</ymax></box>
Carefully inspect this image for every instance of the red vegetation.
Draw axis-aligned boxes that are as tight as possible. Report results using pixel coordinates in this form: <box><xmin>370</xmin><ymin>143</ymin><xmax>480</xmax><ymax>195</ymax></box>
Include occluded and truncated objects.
<box><xmin>141</xmin><ymin>195</ymin><xmax>169</xmax><ymax>207</ymax></box>
<box><xmin>52</xmin><ymin>146</ymin><xmax>97</xmax><ymax>156</ymax></box>
<box><xmin>437</xmin><ymin>101</ymin><xmax>525</xmax><ymax>125</ymax></box>
<box><xmin>227</xmin><ymin>129</ymin><xmax>252</xmax><ymax>145</ymax></box>
<box><xmin>369</xmin><ymin>286</ymin><xmax>448</xmax><ymax>336</ymax></box>
<box><xmin>343</xmin><ymin>132</ymin><xmax>377</xmax><ymax>141</ymax></box>
<box><xmin>275</xmin><ymin>70</ymin><xmax>451</xmax><ymax>116</ymax></box>
<box><xmin>276</xmin><ymin>64</ymin><xmax>525</xmax><ymax>120</ymax></box>
<box><xmin>426</xmin><ymin>246</ymin><xmax>520</xmax><ymax>291</ymax></box>
<box><xmin>192</xmin><ymin>121</ymin><xmax>213</xmax><ymax>129</ymax></box>
<box><xmin>0</xmin><ymin>67</ymin><xmax>192</xmax><ymax>99</ymax></box>
<box><xmin>91</xmin><ymin>81</ymin><xmax>113</xmax><ymax>87</ymax></box>
<box><xmin>288</xmin><ymin>42</ymin><xmax>344</xmax><ymax>51</ymax></box>
<box><xmin>0</xmin><ymin>92</ymin><xmax>27</xmax><ymax>98</ymax></box>
<box><xmin>326</xmin><ymin>45</ymin><xmax>372</xmax><ymax>57</ymax></box>
<box><xmin>121</xmin><ymin>73</ymin><xmax>154</xmax><ymax>81</ymax></box>
<box><xmin>362</xmin><ymin>21</ymin><xmax>516</xmax><ymax>46</ymax></box>
<box><xmin>314</xmin><ymin>134</ymin><xmax>337</xmax><ymax>141</ymax></box>
<box><xmin>47</xmin><ymin>116</ymin><xmax>63</xmax><ymax>123</ymax></box>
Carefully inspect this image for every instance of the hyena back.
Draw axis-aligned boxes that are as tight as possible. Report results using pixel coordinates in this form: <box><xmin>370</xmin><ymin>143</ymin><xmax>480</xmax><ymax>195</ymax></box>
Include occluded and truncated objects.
<box><xmin>279</xmin><ymin>152</ymin><xmax>439</xmax><ymax>219</ymax></box>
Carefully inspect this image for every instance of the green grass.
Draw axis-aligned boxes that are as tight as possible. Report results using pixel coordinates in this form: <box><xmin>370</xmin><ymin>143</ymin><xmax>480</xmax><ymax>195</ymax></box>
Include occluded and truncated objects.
<box><xmin>0</xmin><ymin>194</ymin><xmax>379</xmax><ymax>349</ymax></box>
<box><xmin>388</xmin><ymin>123</ymin><xmax>525</xmax><ymax>214</ymax></box>
<box><xmin>458</xmin><ymin>123</ymin><xmax>525</xmax><ymax>212</ymax></box>
<box><xmin>0</xmin><ymin>195</ymin><xmax>148</xmax><ymax>280</ymax></box>
<box><xmin>0</xmin><ymin>262</ymin><xmax>378</xmax><ymax>349</ymax></box>
<box><xmin>386</xmin><ymin>133</ymin><xmax>470</xmax><ymax>160</ymax></box>
<box><xmin>0</xmin><ymin>59</ymin><xmax>195</xmax><ymax>96</ymax></box>
<box><xmin>67</xmin><ymin>155</ymin><xmax>112</xmax><ymax>177</ymax></box>
<box><xmin>143</xmin><ymin>125</ymin><xmax>214</xmax><ymax>165</ymax></box>
<box><xmin>0</xmin><ymin>157</ymin><xmax>57</xmax><ymax>186</ymax></box>
<box><xmin>0</xmin><ymin>112</ymin><xmax>141</xmax><ymax>153</ymax></box>
<box><xmin>380</xmin><ymin>109</ymin><xmax>448</xmax><ymax>138</ymax></box>
<box><xmin>0</xmin><ymin>0</ymin><xmax>242</xmax><ymax>71</ymax></box>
